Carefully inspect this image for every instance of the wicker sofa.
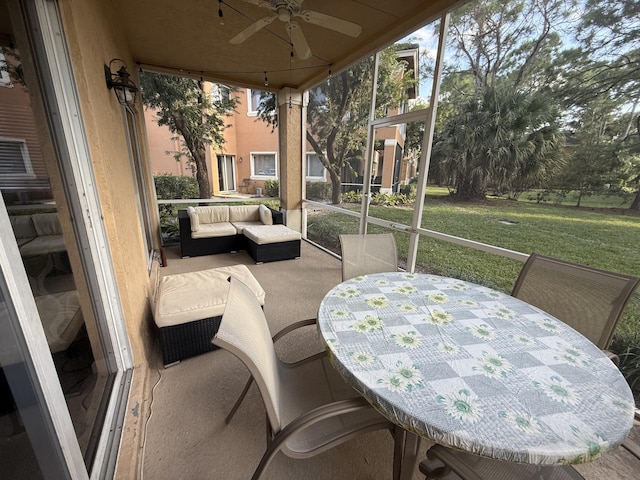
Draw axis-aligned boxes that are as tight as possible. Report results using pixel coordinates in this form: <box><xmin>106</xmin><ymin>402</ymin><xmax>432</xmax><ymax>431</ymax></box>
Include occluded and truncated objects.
<box><xmin>178</xmin><ymin>204</ymin><xmax>301</xmax><ymax>263</ymax></box>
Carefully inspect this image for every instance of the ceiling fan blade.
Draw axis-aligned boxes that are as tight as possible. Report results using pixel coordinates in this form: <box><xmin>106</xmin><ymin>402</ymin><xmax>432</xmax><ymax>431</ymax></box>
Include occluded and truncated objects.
<box><xmin>287</xmin><ymin>22</ymin><xmax>312</xmax><ymax>60</ymax></box>
<box><xmin>229</xmin><ymin>16</ymin><xmax>275</xmax><ymax>44</ymax></box>
<box><xmin>299</xmin><ymin>10</ymin><xmax>362</xmax><ymax>37</ymax></box>
<box><xmin>236</xmin><ymin>0</ymin><xmax>264</xmax><ymax>6</ymax></box>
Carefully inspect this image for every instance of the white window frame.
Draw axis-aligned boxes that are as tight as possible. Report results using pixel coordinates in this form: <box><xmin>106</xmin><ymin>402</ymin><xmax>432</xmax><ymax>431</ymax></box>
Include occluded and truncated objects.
<box><xmin>210</xmin><ymin>83</ymin><xmax>230</xmax><ymax>103</ymax></box>
<box><xmin>305</xmin><ymin>152</ymin><xmax>326</xmax><ymax>181</ymax></box>
<box><xmin>0</xmin><ymin>48</ymin><xmax>12</xmax><ymax>87</ymax></box>
<box><xmin>250</xmin><ymin>152</ymin><xmax>277</xmax><ymax>179</ymax></box>
<box><xmin>246</xmin><ymin>88</ymin><xmax>266</xmax><ymax>116</ymax></box>
<box><xmin>0</xmin><ymin>136</ymin><xmax>35</xmax><ymax>177</ymax></box>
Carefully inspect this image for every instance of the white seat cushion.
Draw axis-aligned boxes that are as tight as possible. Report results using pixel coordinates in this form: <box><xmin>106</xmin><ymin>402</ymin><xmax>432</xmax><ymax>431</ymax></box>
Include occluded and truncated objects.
<box><xmin>35</xmin><ymin>291</ymin><xmax>83</xmax><ymax>353</ymax></box>
<box><xmin>19</xmin><ymin>235</ymin><xmax>67</xmax><ymax>256</ymax></box>
<box><xmin>231</xmin><ymin>220</ymin><xmax>263</xmax><ymax>233</ymax></box>
<box><xmin>191</xmin><ymin>222</ymin><xmax>237</xmax><ymax>238</ymax></box>
<box><xmin>243</xmin><ymin>225</ymin><xmax>301</xmax><ymax>245</ymax></box>
<box><xmin>155</xmin><ymin>265</ymin><xmax>265</xmax><ymax>327</ymax></box>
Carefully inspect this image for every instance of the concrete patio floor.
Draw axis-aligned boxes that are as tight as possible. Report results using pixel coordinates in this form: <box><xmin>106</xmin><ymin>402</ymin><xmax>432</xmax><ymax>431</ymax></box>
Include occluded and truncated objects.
<box><xmin>140</xmin><ymin>240</ymin><xmax>640</xmax><ymax>479</ymax></box>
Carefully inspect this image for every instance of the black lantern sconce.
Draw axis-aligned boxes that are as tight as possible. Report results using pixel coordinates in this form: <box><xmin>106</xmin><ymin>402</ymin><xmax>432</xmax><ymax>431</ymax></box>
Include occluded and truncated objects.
<box><xmin>104</xmin><ymin>59</ymin><xmax>138</xmax><ymax>109</ymax></box>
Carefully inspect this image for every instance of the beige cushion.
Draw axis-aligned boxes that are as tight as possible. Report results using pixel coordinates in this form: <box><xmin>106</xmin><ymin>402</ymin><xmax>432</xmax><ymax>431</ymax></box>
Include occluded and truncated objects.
<box><xmin>35</xmin><ymin>290</ymin><xmax>83</xmax><ymax>353</ymax></box>
<box><xmin>19</xmin><ymin>235</ymin><xmax>66</xmax><ymax>256</ymax></box>
<box><xmin>231</xmin><ymin>221</ymin><xmax>263</xmax><ymax>234</ymax></box>
<box><xmin>229</xmin><ymin>205</ymin><xmax>260</xmax><ymax>223</ymax></box>
<box><xmin>194</xmin><ymin>206</ymin><xmax>230</xmax><ymax>224</ymax></box>
<box><xmin>154</xmin><ymin>264</ymin><xmax>266</xmax><ymax>327</ymax></box>
<box><xmin>32</xmin><ymin>213</ymin><xmax>62</xmax><ymax>236</ymax></box>
<box><xmin>10</xmin><ymin>215</ymin><xmax>37</xmax><ymax>239</ymax></box>
<box><xmin>259</xmin><ymin>204</ymin><xmax>273</xmax><ymax>225</ymax></box>
<box><xmin>243</xmin><ymin>225</ymin><xmax>301</xmax><ymax>245</ymax></box>
<box><xmin>187</xmin><ymin>206</ymin><xmax>199</xmax><ymax>232</ymax></box>
<box><xmin>191</xmin><ymin>222</ymin><xmax>237</xmax><ymax>238</ymax></box>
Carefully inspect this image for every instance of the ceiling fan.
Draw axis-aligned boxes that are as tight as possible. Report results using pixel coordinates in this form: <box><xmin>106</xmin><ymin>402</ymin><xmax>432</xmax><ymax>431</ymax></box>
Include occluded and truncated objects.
<box><xmin>229</xmin><ymin>0</ymin><xmax>362</xmax><ymax>60</ymax></box>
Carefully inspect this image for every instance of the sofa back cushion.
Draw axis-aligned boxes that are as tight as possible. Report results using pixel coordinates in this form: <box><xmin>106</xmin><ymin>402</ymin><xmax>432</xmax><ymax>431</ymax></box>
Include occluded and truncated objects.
<box><xmin>32</xmin><ymin>213</ymin><xmax>62</xmax><ymax>236</ymax></box>
<box><xmin>187</xmin><ymin>206</ymin><xmax>199</xmax><ymax>231</ymax></box>
<box><xmin>229</xmin><ymin>205</ymin><xmax>260</xmax><ymax>223</ymax></box>
<box><xmin>10</xmin><ymin>215</ymin><xmax>37</xmax><ymax>239</ymax></box>
<box><xmin>258</xmin><ymin>204</ymin><xmax>273</xmax><ymax>225</ymax></box>
<box><xmin>191</xmin><ymin>206</ymin><xmax>230</xmax><ymax>228</ymax></box>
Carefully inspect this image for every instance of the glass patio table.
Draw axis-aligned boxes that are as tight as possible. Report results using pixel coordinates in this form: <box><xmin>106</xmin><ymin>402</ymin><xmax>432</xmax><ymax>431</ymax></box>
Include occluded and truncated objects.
<box><xmin>317</xmin><ymin>272</ymin><xmax>636</xmax><ymax>479</ymax></box>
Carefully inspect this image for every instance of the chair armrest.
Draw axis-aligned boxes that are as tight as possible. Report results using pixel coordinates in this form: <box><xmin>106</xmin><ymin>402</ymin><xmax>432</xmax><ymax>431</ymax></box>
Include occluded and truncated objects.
<box><xmin>269</xmin><ymin>207</ymin><xmax>284</xmax><ymax>225</ymax></box>
<box><xmin>603</xmin><ymin>349</ymin><xmax>620</xmax><ymax>366</ymax></box>
<box><xmin>272</xmin><ymin>318</ymin><xmax>317</xmax><ymax>343</ymax></box>
<box><xmin>273</xmin><ymin>318</ymin><xmax>326</xmax><ymax>367</ymax></box>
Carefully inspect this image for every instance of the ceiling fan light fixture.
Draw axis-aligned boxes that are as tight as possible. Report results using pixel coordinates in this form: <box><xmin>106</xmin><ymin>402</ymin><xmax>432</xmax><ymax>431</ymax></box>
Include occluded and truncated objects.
<box><xmin>277</xmin><ymin>7</ymin><xmax>291</xmax><ymax>22</ymax></box>
<box><xmin>231</xmin><ymin>0</ymin><xmax>362</xmax><ymax>59</ymax></box>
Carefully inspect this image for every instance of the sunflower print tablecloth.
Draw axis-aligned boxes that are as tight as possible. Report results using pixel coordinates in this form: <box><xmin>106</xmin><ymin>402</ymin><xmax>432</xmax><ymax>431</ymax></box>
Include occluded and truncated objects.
<box><xmin>317</xmin><ymin>272</ymin><xmax>635</xmax><ymax>465</ymax></box>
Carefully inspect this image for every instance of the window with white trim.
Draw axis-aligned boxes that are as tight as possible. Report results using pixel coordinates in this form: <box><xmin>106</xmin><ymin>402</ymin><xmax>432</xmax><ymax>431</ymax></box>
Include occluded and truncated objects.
<box><xmin>247</xmin><ymin>88</ymin><xmax>268</xmax><ymax>115</ymax></box>
<box><xmin>210</xmin><ymin>84</ymin><xmax>230</xmax><ymax>103</ymax></box>
<box><xmin>0</xmin><ymin>138</ymin><xmax>34</xmax><ymax>177</ymax></box>
<box><xmin>251</xmin><ymin>152</ymin><xmax>277</xmax><ymax>178</ymax></box>
<box><xmin>306</xmin><ymin>152</ymin><xmax>326</xmax><ymax>181</ymax></box>
<box><xmin>0</xmin><ymin>48</ymin><xmax>12</xmax><ymax>86</ymax></box>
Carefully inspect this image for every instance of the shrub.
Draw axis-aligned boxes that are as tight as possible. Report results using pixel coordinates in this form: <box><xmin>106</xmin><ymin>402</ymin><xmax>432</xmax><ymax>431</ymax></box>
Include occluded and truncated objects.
<box><xmin>341</xmin><ymin>190</ymin><xmax>362</xmax><ymax>203</ymax></box>
<box><xmin>154</xmin><ymin>175</ymin><xmax>199</xmax><ymax>200</ymax></box>
<box><xmin>399</xmin><ymin>183</ymin><xmax>417</xmax><ymax>200</ymax></box>
<box><xmin>264</xmin><ymin>179</ymin><xmax>279</xmax><ymax>198</ymax></box>
<box><xmin>263</xmin><ymin>199</ymin><xmax>280</xmax><ymax>210</ymax></box>
<box><xmin>371</xmin><ymin>192</ymin><xmax>410</xmax><ymax>206</ymax></box>
<box><xmin>306</xmin><ymin>181</ymin><xmax>331</xmax><ymax>201</ymax></box>
<box><xmin>154</xmin><ymin>175</ymin><xmax>199</xmax><ymax>238</ymax></box>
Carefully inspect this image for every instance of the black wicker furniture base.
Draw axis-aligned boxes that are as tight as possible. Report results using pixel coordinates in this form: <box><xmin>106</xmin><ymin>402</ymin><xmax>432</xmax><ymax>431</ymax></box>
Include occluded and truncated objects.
<box><xmin>246</xmin><ymin>238</ymin><xmax>301</xmax><ymax>263</ymax></box>
<box><xmin>153</xmin><ymin>265</ymin><xmax>265</xmax><ymax>367</ymax></box>
<box><xmin>158</xmin><ymin>316</ymin><xmax>221</xmax><ymax>366</ymax></box>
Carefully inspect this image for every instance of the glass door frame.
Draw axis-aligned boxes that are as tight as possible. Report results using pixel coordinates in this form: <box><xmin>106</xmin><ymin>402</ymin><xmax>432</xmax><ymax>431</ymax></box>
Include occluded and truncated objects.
<box><xmin>7</xmin><ymin>0</ymin><xmax>134</xmax><ymax>477</ymax></box>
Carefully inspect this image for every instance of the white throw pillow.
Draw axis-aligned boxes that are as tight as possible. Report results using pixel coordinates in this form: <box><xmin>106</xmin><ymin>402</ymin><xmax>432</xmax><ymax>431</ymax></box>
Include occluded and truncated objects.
<box><xmin>259</xmin><ymin>204</ymin><xmax>273</xmax><ymax>225</ymax></box>
<box><xmin>187</xmin><ymin>206</ymin><xmax>199</xmax><ymax>231</ymax></box>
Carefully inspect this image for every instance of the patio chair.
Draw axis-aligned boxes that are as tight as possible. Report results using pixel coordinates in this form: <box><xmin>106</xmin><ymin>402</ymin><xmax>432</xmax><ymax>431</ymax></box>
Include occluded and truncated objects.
<box><xmin>511</xmin><ymin>253</ymin><xmax>639</xmax><ymax>352</ymax></box>
<box><xmin>419</xmin><ymin>253</ymin><xmax>640</xmax><ymax>480</ymax></box>
<box><xmin>213</xmin><ymin>277</ymin><xmax>402</xmax><ymax>480</ymax></box>
<box><xmin>339</xmin><ymin>233</ymin><xmax>398</xmax><ymax>281</ymax></box>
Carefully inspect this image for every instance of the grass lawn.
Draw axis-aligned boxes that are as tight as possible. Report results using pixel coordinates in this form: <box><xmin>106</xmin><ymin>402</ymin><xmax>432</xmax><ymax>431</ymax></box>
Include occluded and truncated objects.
<box><xmin>306</xmin><ymin>196</ymin><xmax>640</xmax><ymax>398</ymax></box>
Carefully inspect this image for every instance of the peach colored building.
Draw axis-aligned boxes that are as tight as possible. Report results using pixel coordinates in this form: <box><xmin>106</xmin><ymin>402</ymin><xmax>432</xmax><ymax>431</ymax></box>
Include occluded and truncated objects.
<box><xmin>145</xmin><ymin>86</ymin><xmax>280</xmax><ymax>196</ymax></box>
<box><xmin>146</xmin><ymin>47</ymin><xmax>418</xmax><ymax>198</ymax></box>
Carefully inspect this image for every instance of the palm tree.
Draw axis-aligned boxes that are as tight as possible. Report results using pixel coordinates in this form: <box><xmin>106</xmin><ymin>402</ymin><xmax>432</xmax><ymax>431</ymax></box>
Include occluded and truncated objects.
<box><xmin>432</xmin><ymin>86</ymin><xmax>565</xmax><ymax>201</ymax></box>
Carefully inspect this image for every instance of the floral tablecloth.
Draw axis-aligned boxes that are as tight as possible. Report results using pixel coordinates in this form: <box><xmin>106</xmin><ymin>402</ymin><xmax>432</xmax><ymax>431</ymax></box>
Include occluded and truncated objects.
<box><xmin>317</xmin><ymin>272</ymin><xmax>635</xmax><ymax>465</ymax></box>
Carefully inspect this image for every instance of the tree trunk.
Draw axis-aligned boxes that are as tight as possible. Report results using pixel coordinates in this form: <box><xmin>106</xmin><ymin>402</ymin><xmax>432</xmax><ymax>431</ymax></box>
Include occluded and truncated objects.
<box><xmin>330</xmin><ymin>169</ymin><xmax>342</xmax><ymax>204</ymax></box>
<box><xmin>630</xmin><ymin>189</ymin><xmax>640</xmax><ymax>211</ymax></box>
<box><xmin>193</xmin><ymin>147</ymin><xmax>211</xmax><ymax>200</ymax></box>
<box><xmin>455</xmin><ymin>173</ymin><xmax>485</xmax><ymax>201</ymax></box>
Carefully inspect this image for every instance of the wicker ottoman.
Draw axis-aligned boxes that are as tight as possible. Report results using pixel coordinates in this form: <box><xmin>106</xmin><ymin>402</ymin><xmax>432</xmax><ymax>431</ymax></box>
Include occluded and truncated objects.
<box><xmin>243</xmin><ymin>224</ymin><xmax>301</xmax><ymax>263</ymax></box>
<box><xmin>154</xmin><ymin>264</ymin><xmax>265</xmax><ymax>366</ymax></box>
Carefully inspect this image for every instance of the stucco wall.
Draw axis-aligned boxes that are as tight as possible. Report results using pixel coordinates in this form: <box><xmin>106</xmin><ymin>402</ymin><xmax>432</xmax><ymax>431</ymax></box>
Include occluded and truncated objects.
<box><xmin>144</xmin><ymin>107</ymin><xmax>187</xmax><ymax>176</ymax></box>
<box><xmin>58</xmin><ymin>0</ymin><xmax>159</xmax><ymax>477</ymax></box>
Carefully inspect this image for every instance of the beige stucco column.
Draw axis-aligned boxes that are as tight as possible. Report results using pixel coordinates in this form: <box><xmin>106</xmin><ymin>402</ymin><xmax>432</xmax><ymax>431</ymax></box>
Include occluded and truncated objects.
<box><xmin>277</xmin><ymin>88</ymin><xmax>304</xmax><ymax>231</ymax></box>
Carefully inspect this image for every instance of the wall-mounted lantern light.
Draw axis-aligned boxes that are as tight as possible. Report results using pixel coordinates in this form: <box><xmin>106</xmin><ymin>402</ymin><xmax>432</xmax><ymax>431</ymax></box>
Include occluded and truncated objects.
<box><xmin>104</xmin><ymin>58</ymin><xmax>138</xmax><ymax>109</ymax></box>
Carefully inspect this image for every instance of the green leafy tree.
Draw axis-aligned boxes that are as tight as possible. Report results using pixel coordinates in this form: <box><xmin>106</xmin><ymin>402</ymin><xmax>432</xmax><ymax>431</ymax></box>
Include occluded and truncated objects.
<box><xmin>445</xmin><ymin>0</ymin><xmax>571</xmax><ymax>95</ymax></box>
<box><xmin>431</xmin><ymin>0</ymin><xmax>571</xmax><ymax>200</ymax></box>
<box><xmin>433</xmin><ymin>86</ymin><xmax>564</xmax><ymax>200</ymax></box>
<box><xmin>140</xmin><ymin>72</ymin><xmax>237</xmax><ymax>199</ymax></box>
<box><xmin>258</xmin><ymin>46</ymin><xmax>414</xmax><ymax>204</ymax></box>
<box><xmin>574</xmin><ymin>0</ymin><xmax>640</xmax><ymax>209</ymax></box>
<box><xmin>554</xmin><ymin>93</ymin><xmax>637</xmax><ymax>206</ymax></box>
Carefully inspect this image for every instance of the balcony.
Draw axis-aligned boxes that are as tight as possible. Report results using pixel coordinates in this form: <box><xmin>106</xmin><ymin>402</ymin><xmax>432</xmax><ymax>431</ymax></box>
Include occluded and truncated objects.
<box><xmin>140</xmin><ymin>241</ymin><xmax>640</xmax><ymax>479</ymax></box>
